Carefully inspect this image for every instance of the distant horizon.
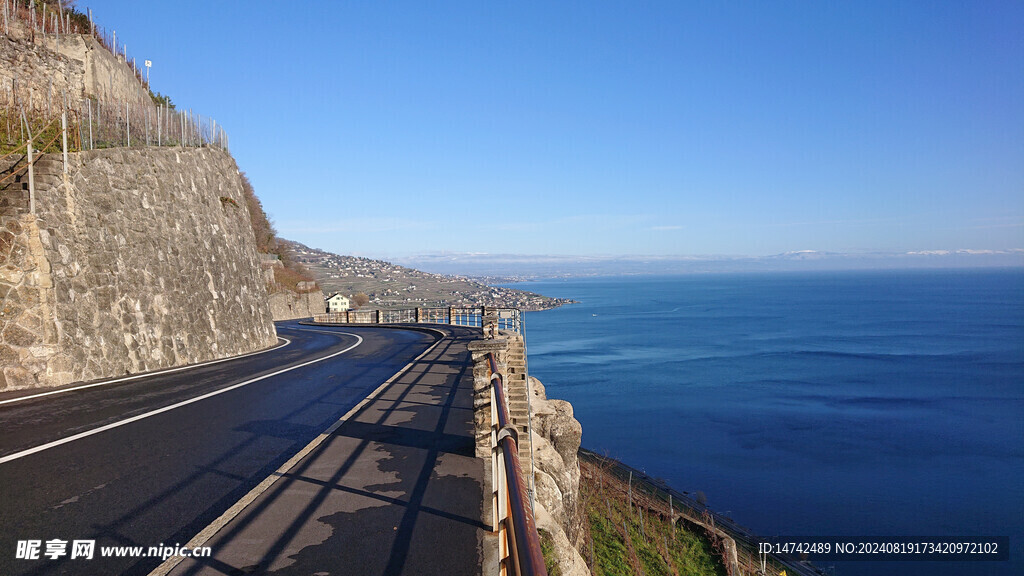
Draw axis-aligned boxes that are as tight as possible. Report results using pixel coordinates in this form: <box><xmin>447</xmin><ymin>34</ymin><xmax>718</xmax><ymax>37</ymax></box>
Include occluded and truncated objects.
<box><xmin>290</xmin><ymin>237</ymin><xmax>1024</xmax><ymax>266</ymax></box>
<box><xmin>373</xmin><ymin>245</ymin><xmax>1024</xmax><ymax>278</ymax></box>
<box><xmin>380</xmin><ymin>247</ymin><xmax>1024</xmax><ymax>260</ymax></box>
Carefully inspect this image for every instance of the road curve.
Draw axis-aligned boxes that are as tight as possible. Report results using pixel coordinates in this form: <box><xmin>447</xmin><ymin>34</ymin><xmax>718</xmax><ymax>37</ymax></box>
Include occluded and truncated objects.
<box><xmin>0</xmin><ymin>321</ymin><xmax>436</xmax><ymax>576</ymax></box>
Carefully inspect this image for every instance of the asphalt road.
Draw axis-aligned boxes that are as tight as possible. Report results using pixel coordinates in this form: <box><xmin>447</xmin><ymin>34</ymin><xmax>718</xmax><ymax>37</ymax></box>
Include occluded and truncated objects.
<box><xmin>0</xmin><ymin>321</ymin><xmax>436</xmax><ymax>576</ymax></box>
<box><xmin>166</xmin><ymin>325</ymin><xmax>486</xmax><ymax>576</ymax></box>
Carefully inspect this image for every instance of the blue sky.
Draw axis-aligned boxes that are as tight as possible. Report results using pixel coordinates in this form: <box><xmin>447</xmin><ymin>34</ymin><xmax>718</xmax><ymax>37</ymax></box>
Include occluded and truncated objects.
<box><xmin>86</xmin><ymin>1</ymin><xmax>1022</xmax><ymax>258</ymax></box>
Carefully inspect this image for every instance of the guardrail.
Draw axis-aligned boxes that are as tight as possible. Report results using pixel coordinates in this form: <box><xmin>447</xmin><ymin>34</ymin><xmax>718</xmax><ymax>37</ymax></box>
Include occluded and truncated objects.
<box><xmin>312</xmin><ymin>306</ymin><xmax>523</xmax><ymax>334</ymax></box>
<box><xmin>486</xmin><ymin>353</ymin><xmax>547</xmax><ymax>576</ymax></box>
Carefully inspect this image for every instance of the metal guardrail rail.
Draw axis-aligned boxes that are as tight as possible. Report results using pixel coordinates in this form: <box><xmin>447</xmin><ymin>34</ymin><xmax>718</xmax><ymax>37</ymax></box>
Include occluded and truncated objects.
<box><xmin>486</xmin><ymin>353</ymin><xmax>547</xmax><ymax>576</ymax></box>
<box><xmin>313</xmin><ymin>306</ymin><xmax>524</xmax><ymax>334</ymax></box>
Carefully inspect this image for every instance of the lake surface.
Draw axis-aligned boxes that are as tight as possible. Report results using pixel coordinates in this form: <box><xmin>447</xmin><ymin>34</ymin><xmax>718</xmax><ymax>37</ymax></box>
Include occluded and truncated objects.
<box><xmin>515</xmin><ymin>270</ymin><xmax>1023</xmax><ymax>576</ymax></box>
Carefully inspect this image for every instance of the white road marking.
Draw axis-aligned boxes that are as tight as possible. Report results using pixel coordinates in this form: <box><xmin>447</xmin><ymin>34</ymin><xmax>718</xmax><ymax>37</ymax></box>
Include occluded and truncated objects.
<box><xmin>0</xmin><ymin>330</ymin><xmax>364</xmax><ymax>465</ymax></box>
<box><xmin>0</xmin><ymin>337</ymin><xmax>293</xmax><ymax>407</ymax></box>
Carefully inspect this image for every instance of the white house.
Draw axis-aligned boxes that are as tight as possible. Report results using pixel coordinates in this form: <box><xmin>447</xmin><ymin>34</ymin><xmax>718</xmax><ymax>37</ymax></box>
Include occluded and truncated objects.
<box><xmin>326</xmin><ymin>293</ymin><xmax>350</xmax><ymax>313</ymax></box>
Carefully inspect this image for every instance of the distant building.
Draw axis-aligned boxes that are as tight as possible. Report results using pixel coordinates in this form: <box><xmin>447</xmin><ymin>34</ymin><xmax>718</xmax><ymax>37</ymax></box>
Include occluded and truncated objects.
<box><xmin>326</xmin><ymin>293</ymin><xmax>350</xmax><ymax>313</ymax></box>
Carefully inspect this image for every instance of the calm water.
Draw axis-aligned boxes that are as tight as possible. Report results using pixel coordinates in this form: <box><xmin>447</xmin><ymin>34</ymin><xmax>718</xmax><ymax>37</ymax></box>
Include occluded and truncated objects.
<box><xmin>515</xmin><ymin>270</ymin><xmax>1024</xmax><ymax>576</ymax></box>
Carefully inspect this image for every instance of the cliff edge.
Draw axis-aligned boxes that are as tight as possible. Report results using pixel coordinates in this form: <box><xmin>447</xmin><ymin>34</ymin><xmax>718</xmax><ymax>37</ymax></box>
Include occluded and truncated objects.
<box><xmin>529</xmin><ymin>375</ymin><xmax>590</xmax><ymax>575</ymax></box>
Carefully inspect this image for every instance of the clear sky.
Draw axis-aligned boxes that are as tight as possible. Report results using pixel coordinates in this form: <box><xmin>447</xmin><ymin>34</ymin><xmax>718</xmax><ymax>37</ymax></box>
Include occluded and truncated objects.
<box><xmin>85</xmin><ymin>1</ymin><xmax>1023</xmax><ymax>258</ymax></box>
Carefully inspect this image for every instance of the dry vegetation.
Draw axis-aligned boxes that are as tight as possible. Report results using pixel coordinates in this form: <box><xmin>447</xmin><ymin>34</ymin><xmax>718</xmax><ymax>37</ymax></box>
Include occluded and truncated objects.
<box><xmin>239</xmin><ymin>172</ymin><xmax>316</xmax><ymax>293</ymax></box>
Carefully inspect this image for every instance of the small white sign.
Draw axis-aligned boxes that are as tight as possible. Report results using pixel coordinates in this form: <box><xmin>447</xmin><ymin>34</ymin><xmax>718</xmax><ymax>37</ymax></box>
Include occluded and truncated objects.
<box><xmin>145</xmin><ymin>60</ymin><xmax>152</xmax><ymax>68</ymax></box>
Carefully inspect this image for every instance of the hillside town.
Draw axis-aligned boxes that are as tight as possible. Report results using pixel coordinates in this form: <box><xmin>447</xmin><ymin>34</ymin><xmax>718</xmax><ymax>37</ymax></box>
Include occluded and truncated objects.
<box><xmin>286</xmin><ymin>241</ymin><xmax>574</xmax><ymax>311</ymax></box>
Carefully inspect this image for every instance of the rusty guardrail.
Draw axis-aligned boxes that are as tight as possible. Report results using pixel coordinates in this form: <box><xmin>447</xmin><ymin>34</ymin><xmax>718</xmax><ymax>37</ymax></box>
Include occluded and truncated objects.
<box><xmin>486</xmin><ymin>353</ymin><xmax>546</xmax><ymax>576</ymax></box>
<box><xmin>313</xmin><ymin>306</ymin><xmax>523</xmax><ymax>334</ymax></box>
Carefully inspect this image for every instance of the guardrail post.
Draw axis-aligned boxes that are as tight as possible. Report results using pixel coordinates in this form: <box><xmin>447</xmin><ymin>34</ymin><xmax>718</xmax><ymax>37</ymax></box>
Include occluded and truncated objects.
<box><xmin>61</xmin><ymin>110</ymin><xmax>68</xmax><ymax>179</ymax></box>
<box><xmin>345</xmin><ymin>310</ymin><xmax>350</xmax><ymax>323</ymax></box>
<box><xmin>483</xmin><ymin>307</ymin><xmax>498</xmax><ymax>339</ymax></box>
<box><xmin>27</xmin><ymin>140</ymin><xmax>34</xmax><ymax>215</ymax></box>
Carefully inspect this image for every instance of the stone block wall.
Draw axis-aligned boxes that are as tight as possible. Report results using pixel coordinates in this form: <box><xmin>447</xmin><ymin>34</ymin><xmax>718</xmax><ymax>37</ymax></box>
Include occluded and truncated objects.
<box><xmin>0</xmin><ymin>146</ymin><xmax>277</xmax><ymax>390</ymax></box>
<box><xmin>0</xmin><ymin>213</ymin><xmax>47</xmax><ymax>384</ymax></box>
<box><xmin>268</xmin><ymin>289</ymin><xmax>325</xmax><ymax>321</ymax></box>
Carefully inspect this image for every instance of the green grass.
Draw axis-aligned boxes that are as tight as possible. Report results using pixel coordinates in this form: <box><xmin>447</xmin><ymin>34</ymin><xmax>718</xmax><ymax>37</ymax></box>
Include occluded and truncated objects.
<box><xmin>580</xmin><ymin>458</ymin><xmax>727</xmax><ymax>576</ymax></box>
<box><xmin>539</xmin><ymin>529</ymin><xmax>563</xmax><ymax>576</ymax></box>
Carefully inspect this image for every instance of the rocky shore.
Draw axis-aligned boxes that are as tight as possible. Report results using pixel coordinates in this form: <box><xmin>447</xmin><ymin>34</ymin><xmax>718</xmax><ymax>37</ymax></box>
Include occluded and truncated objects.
<box><xmin>528</xmin><ymin>376</ymin><xmax>590</xmax><ymax>575</ymax></box>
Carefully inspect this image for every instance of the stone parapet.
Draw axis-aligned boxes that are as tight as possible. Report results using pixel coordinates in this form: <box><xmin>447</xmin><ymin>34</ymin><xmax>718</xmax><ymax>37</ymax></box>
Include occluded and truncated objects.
<box><xmin>467</xmin><ymin>337</ymin><xmax>507</xmax><ymax>462</ymax></box>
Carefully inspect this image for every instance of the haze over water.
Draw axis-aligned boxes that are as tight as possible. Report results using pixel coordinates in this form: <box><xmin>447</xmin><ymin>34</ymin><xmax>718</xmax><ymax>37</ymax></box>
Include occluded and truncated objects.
<box><xmin>519</xmin><ymin>269</ymin><xmax>1024</xmax><ymax>576</ymax></box>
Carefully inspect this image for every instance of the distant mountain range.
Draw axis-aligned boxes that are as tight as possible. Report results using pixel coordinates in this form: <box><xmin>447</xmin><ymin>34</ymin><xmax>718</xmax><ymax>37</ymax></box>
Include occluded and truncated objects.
<box><xmin>392</xmin><ymin>249</ymin><xmax>1024</xmax><ymax>279</ymax></box>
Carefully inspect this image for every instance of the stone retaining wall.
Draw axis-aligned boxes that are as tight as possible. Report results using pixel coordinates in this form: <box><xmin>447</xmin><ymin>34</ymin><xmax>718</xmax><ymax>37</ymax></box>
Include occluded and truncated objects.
<box><xmin>268</xmin><ymin>289</ymin><xmax>325</xmax><ymax>321</ymax></box>
<box><xmin>2</xmin><ymin>19</ymin><xmax>153</xmax><ymax>106</ymax></box>
<box><xmin>0</xmin><ymin>146</ymin><xmax>277</xmax><ymax>390</ymax></box>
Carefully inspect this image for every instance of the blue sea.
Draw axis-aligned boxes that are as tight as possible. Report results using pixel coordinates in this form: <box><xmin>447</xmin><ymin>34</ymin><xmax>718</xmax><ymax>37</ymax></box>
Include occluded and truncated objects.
<box><xmin>515</xmin><ymin>270</ymin><xmax>1024</xmax><ymax>576</ymax></box>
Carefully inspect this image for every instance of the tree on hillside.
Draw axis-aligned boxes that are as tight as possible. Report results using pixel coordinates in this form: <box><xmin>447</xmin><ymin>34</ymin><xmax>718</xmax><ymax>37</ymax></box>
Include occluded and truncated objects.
<box><xmin>353</xmin><ymin>293</ymin><xmax>370</xmax><ymax>309</ymax></box>
<box><xmin>150</xmin><ymin>91</ymin><xmax>175</xmax><ymax>109</ymax></box>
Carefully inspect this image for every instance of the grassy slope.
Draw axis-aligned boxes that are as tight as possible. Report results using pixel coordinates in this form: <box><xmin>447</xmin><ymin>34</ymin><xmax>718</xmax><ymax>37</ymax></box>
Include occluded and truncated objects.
<box><xmin>576</xmin><ymin>457</ymin><xmax>727</xmax><ymax>576</ymax></box>
<box><xmin>575</xmin><ymin>454</ymin><xmax>800</xmax><ymax>576</ymax></box>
